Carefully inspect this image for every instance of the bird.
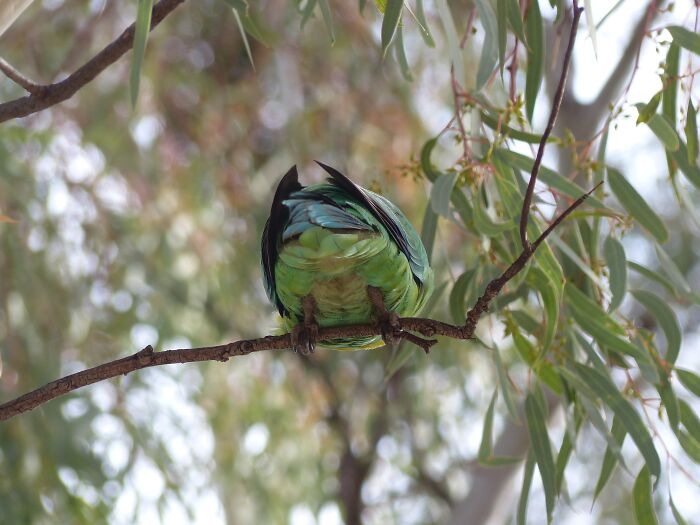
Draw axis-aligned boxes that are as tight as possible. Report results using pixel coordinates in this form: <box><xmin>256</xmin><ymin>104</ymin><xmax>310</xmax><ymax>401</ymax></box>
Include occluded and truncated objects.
<box><xmin>261</xmin><ymin>162</ymin><xmax>433</xmax><ymax>353</ymax></box>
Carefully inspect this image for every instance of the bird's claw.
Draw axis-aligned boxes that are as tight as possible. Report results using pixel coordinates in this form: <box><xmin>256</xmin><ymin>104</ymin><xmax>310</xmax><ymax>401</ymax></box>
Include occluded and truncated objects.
<box><xmin>367</xmin><ymin>285</ymin><xmax>401</xmax><ymax>348</ymax></box>
<box><xmin>292</xmin><ymin>294</ymin><xmax>318</xmax><ymax>355</ymax></box>
<box><xmin>380</xmin><ymin>311</ymin><xmax>401</xmax><ymax>348</ymax></box>
<box><xmin>291</xmin><ymin>322</ymin><xmax>319</xmax><ymax>355</ymax></box>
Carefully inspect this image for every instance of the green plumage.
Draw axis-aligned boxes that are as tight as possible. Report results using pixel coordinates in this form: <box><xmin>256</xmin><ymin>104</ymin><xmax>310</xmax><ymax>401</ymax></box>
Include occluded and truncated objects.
<box><xmin>261</xmin><ymin>164</ymin><xmax>433</xmax><ymax>350</ymax></box>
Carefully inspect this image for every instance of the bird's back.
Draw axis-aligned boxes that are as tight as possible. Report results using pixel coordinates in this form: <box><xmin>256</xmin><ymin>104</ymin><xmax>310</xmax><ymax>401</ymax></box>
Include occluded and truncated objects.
<box><xmin>261</xmin><ymin>165</ymin><xmax>433</xmax><ymax>349</ymax></box>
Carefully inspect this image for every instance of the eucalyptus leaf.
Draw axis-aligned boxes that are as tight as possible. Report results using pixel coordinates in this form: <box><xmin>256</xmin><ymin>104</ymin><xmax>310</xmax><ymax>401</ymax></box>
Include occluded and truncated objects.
<box><xmin>604</xmin><ymin>236</ymin><xmax>627</xmax><ymax>312</ymax></box>
<box><xmin>633</xmin><ymin>466</ymin><xmax>659</xmax><ymax>525</ymax></box>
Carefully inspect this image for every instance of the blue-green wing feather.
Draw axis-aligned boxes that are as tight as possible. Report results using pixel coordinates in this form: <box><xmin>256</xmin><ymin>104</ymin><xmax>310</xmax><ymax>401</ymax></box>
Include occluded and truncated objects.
<box><xmin>315</xmin><ymin>161</ymin><xmax>431</xmax><ymax>289</ymax></box>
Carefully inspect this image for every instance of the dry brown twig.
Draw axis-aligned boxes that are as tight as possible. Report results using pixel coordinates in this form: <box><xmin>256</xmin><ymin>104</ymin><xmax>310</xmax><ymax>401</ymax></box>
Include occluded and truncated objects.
<box><xmin>0</xmin><ymin>1</ymin><xmax>590</xmax><ymax>422</ymax></box>
<box><xmin>0</xmin><ymin>0</ymin><xmax>185</xmax><ymax>122</ymax></box>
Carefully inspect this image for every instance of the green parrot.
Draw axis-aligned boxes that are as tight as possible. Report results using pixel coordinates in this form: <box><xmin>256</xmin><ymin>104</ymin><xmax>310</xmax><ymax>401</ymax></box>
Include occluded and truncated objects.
<box><xmin>261</xmin><ymin>162</ymin><xmax>433</xmax><ymax>353</ymax></box>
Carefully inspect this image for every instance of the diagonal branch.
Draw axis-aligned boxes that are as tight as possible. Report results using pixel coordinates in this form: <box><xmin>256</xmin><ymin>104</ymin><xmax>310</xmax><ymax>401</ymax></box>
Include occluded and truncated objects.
<box><xmin>0</xmin><ymin>57</ymin><xmax>43</xmax><ymax>93</ymax></box>
<box><xmin>519</xmin><ymin>0</ymin><xmax>583</xmax><ymax>250</ymax></box>
<box><xmin>0</xmin><ymin>0</ymin><xmax>185</xmax><ymax>123</ymax></box>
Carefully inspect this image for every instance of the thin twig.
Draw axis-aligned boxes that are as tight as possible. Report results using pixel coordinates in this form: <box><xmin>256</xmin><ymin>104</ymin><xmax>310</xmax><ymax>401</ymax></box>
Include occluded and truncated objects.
<box><xmin>0</xmin><ymin>0</ymin><xmax>185</xmax><ymax>123</ymax></box>
<box><xmin>0</xmin><ymin>58</ymin><xmax>43</xmax><ymax>94</ymax></box>
<box><xmin>451</xmin><ymin>67</ymin><xmax>472</xmax><ymax>161</ymax></box>
<box><xmin>519</xmin><ymin>0</ymin><xmax>583</xmax><ymax>250</ymax></box>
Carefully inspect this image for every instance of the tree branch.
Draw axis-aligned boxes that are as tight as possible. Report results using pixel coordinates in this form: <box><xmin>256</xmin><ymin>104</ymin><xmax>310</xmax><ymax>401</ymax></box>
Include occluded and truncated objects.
<box><xmin>0</xmin><ymin>0</ymin><xmax>591</xmax><ymax>425</ymax></box>
<box><xmin>519</xmin><ymin>0</ymin><xmax>583</xmax><ymax>250</ymax></box>
<box><xmin>0</xmin><ymin>57</ymin><xmax>43</xmax><ymax>93</ymax></box>
<box><xmin>0</xmin><ymin>0</ymin><xmax>185</xmax><ymax>123</ymax></box>
<box><xmin>0</xmin><ymin>180</ymin><xmax>596</xmax><ymax>422</ymax></box>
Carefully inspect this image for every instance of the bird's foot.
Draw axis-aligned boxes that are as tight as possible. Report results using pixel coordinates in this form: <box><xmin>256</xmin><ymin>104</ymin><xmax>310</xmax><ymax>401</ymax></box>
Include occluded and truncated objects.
<box><xmin>291</xmin><ymin>321</ymin><xmax>319</xmax><ymax>355</ymax></box>
<box><xmin>367</xmin><ymin>286</ymin><xmax>401</xmax><ymax>348</ymax></box>
<box><xmin>291</xmin><ymin>294</ymin><xmax>319</xmax><ymax>355</ymax></box>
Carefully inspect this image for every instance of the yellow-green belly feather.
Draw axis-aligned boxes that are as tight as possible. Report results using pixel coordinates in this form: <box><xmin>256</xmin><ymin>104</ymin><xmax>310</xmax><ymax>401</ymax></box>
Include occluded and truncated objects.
<box><xmin>275</xmin><ymin>227</ymin><xmax>429</xmax><ymax>350</ymax></box>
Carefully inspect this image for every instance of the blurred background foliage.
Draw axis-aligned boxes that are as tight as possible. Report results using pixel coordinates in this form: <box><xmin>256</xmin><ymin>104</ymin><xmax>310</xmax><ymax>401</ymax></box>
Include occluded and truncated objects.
<box><xmin>0</xmin><ymin>0</ymin><xmax>699</xmax><ymax>524</ymax></box>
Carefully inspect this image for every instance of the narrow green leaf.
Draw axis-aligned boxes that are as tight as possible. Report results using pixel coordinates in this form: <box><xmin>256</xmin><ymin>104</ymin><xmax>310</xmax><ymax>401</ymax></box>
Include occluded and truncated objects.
<box><xmin>663</xmin><ymin>44</ymin><xmax>680</xmax><ymax>119</ymax></box>
<box><xmin>479</xmin><ymin>455</ymin><xmax>522</xmax><ymax>466</ymax></box>
<box><xmin>671</xmin><ymin>140</ymin><xmax>700</xmax><ymax>189</ymax></box>
<box><xmin>677</xmin><ymin>369</ymin><xmax>700</xmax><ymax>398</ymax></box>
<box><xmin>381</xmin><ymin>0</ymin><xmax>403</xmax><ymax>55</ymax></box>
<box><xmin>492</xmin><ymin>157</ymin><xmax>523</xmax><ymax>215</ymax></box>
<box><xmin>657</xmin><ymin>379</ymin><xmax>680</xmax><ymax>432</ymax></box>
<box><xmin>654</xmin><ymin>244</ymin><xmax>691</xmax><ymax>295</ymax></box>
<box><xmin>129</xmin><ymin>0</ymin><xmax>154</xmax><ymax>107</ymax></box>
<box><xmin>420</xmin><ymin>204</ymin><xmax>438</xmax><ymax>264</ymax></box>
<box><xmin>550</xmin><ymin>233</ymin><xmax>604</xmax><ymax>288</ymax></box>
<box><xmin>565</xmin><ymin>284</ymin><xmax>625</xmax><ymax>337</ymax></box>
<box><xmin>517</xmin><ymin>452</ymin><xmax>535</xmax><ymax>525</ymax></box>
<box><xmin>497</xmin><ymin>0</ymin><xmax>507</xmax><ymax>74</ymax></box>
<box><xmin>524</xmin><ymin>0</ymin><xmax>544</xmax><ymax>122</ymax></box>
<box><xmin>663</xmin><ymin>43</ymin><xmax>680</xmax><ymax>178</ymax></box>
<box><xmin>636</xmin><ymin>92</ymin><xmax>662</xmax><ymax>124</ymax></box>
<box><xmin>435</xmin><ymin>0</ymin><xmax>465</xmax><ymax>87</ymax></box>
<box><xmin>593</xmin><ymin>414</ymin><xmax>627</xmax><ymax>501</ymax></box>
<box><xmin>628</xmin><ymin>261</ymin><xmax>677</xmax><ymax>297</ymax></box>
<box><xmin>478</xmin><ymin>389</ymin><xmax>498</xmax><ymax>461</ymax></box>
<box><xmin>495</xmin><ymin>149</ymin><xmax>606</xmax><ymax>208</ymax></box>
<box><xmin>607</xmin><ymin>168</ymin><xmax>668</xmax><ymax>243</ymax></box>
<box><xmin>506</xmin><ymin>0</ymin><xmax>526</xmax><ymax>44</ymax></box>
<box><xmin>644</xmin><ymin>113</ymin><xmax>681</xmax><ymax>152</ymax></box>
<box><xmin>493</xmin><ymin>344</ymin><xmax>519</xmax><ymax>422</ymax></box>
<box><xmin>511</xmin><ymin>309</ymin><xmax>540</xmax><ymax>334</ymax></box>
<box><xmin>579</xmin><ymin>395</ymin><xmax>627</xmax><ymax>471</ymax></box>
<box><xmin>574</xmin><ymin>330</ymin><xmax>607</xmax><ymax>374</ymax></box>
<box><xmin>572</xmin><ymin>363</ymin><xmax>661</xmax><ymax>479</ymax></box>
<box><xmin>525</xmin><ymin>393</ymin><xmax>557</xmax><ymax>522</ymax></box>
<box><xmin>475</xmin><ymin>0</ymin><xmax>498</xmax><ymax>91</ymax></box>
<box><xmin>670</xmin><ymin>494</ymin><xmax>689</xmax><ymax>525</ymax></box>
<box><xmin>482</xmin><ymin>111</ymin><xmax>552</xmax><ymax>143</ymax></box>
<box><xmin>555</xmin><ymin>411</ymin><xmax>581</xmax><ymax>493</ymax></box>
<box><xmin>224</xmin><ymin>0</ymin><xmax>269</xmax><ymax>45</ymax></box>
<box><xmin>531</xmin><ymin>222</ymin><xmax>564</xmax><ymax>300</ymax></box>
<box><xmin>631</xmin><ymin>289</ymin><xmax>681</xmax><ymax>365</ymax></box>
<box><xmin>449</xmin><ymin>270</ymin><xmax>476</xmax><ymax>323</ymax></box>
<box><xmin>430</xmin><ymin>172</ymin><xmax>459</xmax><ymax>217</ymax></box>
<box><xmin>667</xmin><ymin>25</ymin><xmax>700</xmax><ymax>56</ymax></box>
<box><xmin>686</xmin><ymin>99</ymin><xmax>698</xmax><ymax>163</ymax></box>
<box><xmin>473</xmin><ymin>187</ymin><xmax>511</xmax><ymax>236</ymax></box>
<box><xmin>414</xmin><ymin>0</ymin><xmax>435</xmax><ymax>47</ymax></box>
<box><xmin>420</xmin><ymin>139</ymin><xmax>474</xmax><ymax>226</ymax></box>
<box><xmin>420</xmin><ymin>138</ymin><xmax>440</xmax><ymax>181</ymax></box>
<box><xmin>318</xmin><ymin>0</ymin><xmax>335</xmax><ymax>44</ymax></box>
<box><xmin>567</xmin><ymin>287</ymin><xmax>660</xmax><ymax>382</ymax></box>
<box><xmin>604</xmin><ymin>236</ymin><xmax>627</xmax><ymax>311</ymax></box>
<box><xmin>393</xmin><ymin>25</ymin><xmax>413</xmax><ymax>81</ymax></box>
<box><xmin>300</xmin><ymin>0</ymin><xmax>318</xmax><ymax>29</ymax></box>
<box><xmin>233</xmin><ymin>8</ymin><xmax>256</xmax><ymax>69</ymax></box>
<box><xmin>678</xmin><ymin>430</ymin><xmax>700</xmax><ymax>463</ymax></box>
<box><xmin>633</xmin><ymin>466</ymin><xmax>659</xmax><ymax>525</ymax></box>
<box><xmin>526</xmin><ymin>267</ymin><xmax>558</xmax><ymax>352</ymax></box>
<box><xmin>679</xmin><ymin>399</ymin><xmax>700</xmax><ymax>437</ymax></box>
<box><xmin>509</xmin><ymin>321</ymin><xmax>564</xmax><ymax>394</ymax></box>
<box><xmin>550</xmin><ymin>0</ymin><xmax>564</xmax><ymax>23</ymax></box>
